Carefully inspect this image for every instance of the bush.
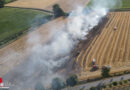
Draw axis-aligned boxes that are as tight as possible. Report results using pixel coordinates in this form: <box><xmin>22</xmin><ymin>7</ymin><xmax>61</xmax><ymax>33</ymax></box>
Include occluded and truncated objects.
<box><xmin>66</xmin><ymin>74</ymin><xmax>78</xmax><ymax>87</ymax></box>
<box><xmin>0</xmin><ymin>0</ymin><xmax>4</xmax><ymax>8</ymax></box>
<box><xmin>53</xmin><ymin>4</ymin><xmax>66</xmax><ymax>18</ymax></box>
<box><xmin>101</xmin><ymin>66</ymin><xmax>111</xmax><ymax>78</ymax></box>
<box><xmin>124</xmin><ymin>71</ymin><xmax>130</xmax><ymax>74</ymax></box>
<box><xmin>119</xmin><ymin>81</ymin><xmax>123</xmax><ymax>85</ymax></box>
<box><xmin>109</xmin><ymin>84</ymin><xmax>112</xmax><ymax>88</ymax></box>
<box><xmin>102</xmin><ymin>85</ymin><xmax>106</xmax><ymax>88</ymax></box>
<box><xmin>128</xmin><ymin>79</ymin><xmax>130</xmax><ymax>81</ymax></box>
<box><xmin>123</xmin><ymin>80</ymin><xmax>128</xmax><ymax>84</ymax></box>
<box><xmin>80</xmin><ymin>88</ymin><xmax>84</xmax><ymax>90</ymax></box>
<box><xmin>51</xmin><ymin>77</ymin><xmax>65</xmax><ymax>90</ymax></box>
<box><xmin>90</xmin><ymin>86</ymin><xmax>96</xmax><ymax>90</ymax></box>
<box><xmin>35</xmin><ymin>82</ymin><xmax>45</xmax><ymax>90</ymax></box>
<box><xmin>112</xmin><ymin>82</ymin><xmax>118</xmax><ymax>86</ymax></box>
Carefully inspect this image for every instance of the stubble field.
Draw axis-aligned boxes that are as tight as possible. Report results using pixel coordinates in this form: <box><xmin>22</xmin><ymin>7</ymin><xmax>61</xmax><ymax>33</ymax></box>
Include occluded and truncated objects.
<box><xmin>5</xmin><ymin>0</ymin><xmax>89</xmax><ymax>12</ymax></box>
<box><xmin>76</xmin><ymin>11</ymin><xmax>130</xmax><ymax>80</ymax></box>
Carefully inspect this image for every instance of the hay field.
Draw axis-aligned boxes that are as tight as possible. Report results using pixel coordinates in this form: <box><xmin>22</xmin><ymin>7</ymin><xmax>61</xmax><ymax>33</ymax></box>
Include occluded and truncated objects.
<box><xmin>76</xmin><ymin>11</ymin><xmax>130</xmax><ymax>79</ymax></box>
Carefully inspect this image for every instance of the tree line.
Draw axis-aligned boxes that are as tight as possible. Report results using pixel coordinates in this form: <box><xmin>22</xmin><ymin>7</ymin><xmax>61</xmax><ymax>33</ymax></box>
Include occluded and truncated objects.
<box><xmin>0</xmin><ymin>2</ymin><xmax>68</xmax><ymax>18</ymax></box>
<box><xmin>35</xmin><ymin>74</ymin><xmax>78</xmax><ymax>90</ymax></box>
<box><xmin>0</xmin><ymin>0</ymin><xmax>4</xmax><ymax>8</ymax></box>
<box><xmin>34</xmin><ymin>66</ymin><xmax>111</xmax><ymax>90</ymax></box>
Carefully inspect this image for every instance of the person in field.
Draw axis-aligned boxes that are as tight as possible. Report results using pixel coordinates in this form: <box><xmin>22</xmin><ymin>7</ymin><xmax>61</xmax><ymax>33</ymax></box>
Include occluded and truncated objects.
<box><xmin>114</xmin><ymin>26</ymin><xmax>117</xmax><ymax>30</ymax></box>
<box><xmin>92</xmin><ymin>58</ymin><xmax>96</xmax><ymax>65</ymax></box>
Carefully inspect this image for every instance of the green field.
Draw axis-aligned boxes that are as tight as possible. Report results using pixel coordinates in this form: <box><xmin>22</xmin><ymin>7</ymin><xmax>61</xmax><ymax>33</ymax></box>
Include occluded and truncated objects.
<box><xmin>121</xmin><ymin>0</ymin><xmax>130</xmax><ymax>9</ymax></box>
<box><xmin>5</xmin><ymin>0</ymin><xmax>16</xmax><ymax>4</ymax></box>
<box><xmin>0</xmin><ymin>7</ymin><xmax>51</xmax><ymax>46</ymax></box>
<box><xmin>87</xmin><ymin>0</ymin><xmax>130</xmax><ymax>9</ymax></box>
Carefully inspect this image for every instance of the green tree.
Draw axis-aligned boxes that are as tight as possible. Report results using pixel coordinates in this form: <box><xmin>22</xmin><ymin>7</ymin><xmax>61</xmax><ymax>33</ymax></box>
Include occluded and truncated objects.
<box><xmin>112</xmin><ymin>81</ymin><xmax>118</xmax><ymax>86</ymax></box>
<box><xmin>51</xmin><ymin>78</ymin><xmax>65</xmax><ymax>90</ymax></box>
<box><xmin>101</xmin><ymin>66</ymin><xmax>111</xmax><ymax>78</ymax></box>
<box><xmin>90</xmin><ymin>87</ymin><xmax>96</xmax><ymax>90</ymax></box>
<box><xmin>53</xmin><ymin>4</ymin><xmax>65</xmax><ymax>18</ymax></box>
<box><xmin>109</xmin><ymin>84</ymin><xmax>112</xmax><ymax>88</ymax></box>
<box><xmin>123</xmin><ymin>80</ymin><xmax>128</xmax><ymax>84</ymax></box>
<box><xmin>66</xmin><ymin>74</ymin><xmax>78</xmax><ymax>86</ymax></box>
<box><xmin>119</xmin><ymin>81</ymin><xmax>123</xmax><ymax>85</ymax></box>
<box><xmin>35</xmin><ymin>81</ymin><xmax>45</xmax><ymax>90</ymax></box>
<box><xmin>0</xmin><ymin>0</ymin><xmax>4</xmax><ymax>8</ymax></box>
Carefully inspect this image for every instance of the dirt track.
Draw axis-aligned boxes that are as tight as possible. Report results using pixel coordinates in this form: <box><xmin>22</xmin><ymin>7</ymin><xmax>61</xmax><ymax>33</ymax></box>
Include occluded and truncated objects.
<box><xmin>6</xmin><ymin>0</ymin><xmax>88</xmax><ymax>12</ymax></box>
<box><xmin>76</xmin><ymin>12</ymin><xmax>130</xmax><ymax>80</ymax></box>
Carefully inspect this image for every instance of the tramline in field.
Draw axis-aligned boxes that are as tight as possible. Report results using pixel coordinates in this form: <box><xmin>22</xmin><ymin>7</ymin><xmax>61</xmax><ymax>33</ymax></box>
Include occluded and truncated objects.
<box><xmin>76</xmin><ymin>11</ymin><xmax>130</xmax><ymax>73</ymax></box>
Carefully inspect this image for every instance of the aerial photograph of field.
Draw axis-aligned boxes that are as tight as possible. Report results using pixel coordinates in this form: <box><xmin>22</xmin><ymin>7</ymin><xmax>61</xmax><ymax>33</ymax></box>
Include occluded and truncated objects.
<box><xmin>0</xmin><ymin>0</ymin><xmax>130</xmax><ymax>90</ymax></box>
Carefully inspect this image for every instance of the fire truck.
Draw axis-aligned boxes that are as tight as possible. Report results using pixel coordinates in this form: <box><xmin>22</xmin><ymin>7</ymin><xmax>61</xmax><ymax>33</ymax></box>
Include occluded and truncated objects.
<box><xmin>0</xmin><ymin>77</ymin><xmax>9</xmax><ymax>90</ymax></box>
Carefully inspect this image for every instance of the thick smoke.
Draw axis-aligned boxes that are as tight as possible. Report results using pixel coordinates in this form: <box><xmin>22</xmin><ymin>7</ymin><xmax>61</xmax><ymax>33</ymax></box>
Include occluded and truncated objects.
<box><xmin>3</xmin><ymin>0</ymin><xmax>122</xmax><ymax>89</ymax></box>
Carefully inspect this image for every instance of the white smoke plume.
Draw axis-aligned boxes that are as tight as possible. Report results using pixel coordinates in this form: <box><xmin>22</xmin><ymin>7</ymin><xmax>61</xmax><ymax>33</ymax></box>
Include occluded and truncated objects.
<box><xmin>2</xmin><ymin>0</ymin><xmax>122</xmax><ymax>89</ymax></box>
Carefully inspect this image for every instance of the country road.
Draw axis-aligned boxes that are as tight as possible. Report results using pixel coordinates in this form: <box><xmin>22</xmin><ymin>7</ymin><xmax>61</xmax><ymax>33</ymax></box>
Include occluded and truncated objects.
<box><xmin>64</xmin><ymin>74</ymin><xmax>130</xmax><ymax>90</ymax></box>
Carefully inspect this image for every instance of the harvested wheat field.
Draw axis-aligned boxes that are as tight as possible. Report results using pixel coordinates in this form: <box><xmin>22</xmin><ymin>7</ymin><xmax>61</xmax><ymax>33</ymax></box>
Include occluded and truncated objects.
<box><xmin>76</xmin><ymin>11</ymin><xmax>130</xmax><ymax>80</ymax></box>
<box><xmin>5</xmin><ymin>0</ymin><xmax>59</xmax><ymax>10</ymax></box>
<box><xmin>0</xmin><ymin>17</ymin><xmax>66</xmax><ymax>76</ymax></box>
<box><xmin>0</xmin><ymin>0</ymin><xmax>90</xmax><ymax>77</ymax></box>
<box><xmin>5</xmin><ymin>0</ymin><xmax>89</xmax><ymax>12</ymax></box>
<box><xmin>0</xmin><ymin>0</ymin><xmax>89</xmax><ymax>76</ymax></box>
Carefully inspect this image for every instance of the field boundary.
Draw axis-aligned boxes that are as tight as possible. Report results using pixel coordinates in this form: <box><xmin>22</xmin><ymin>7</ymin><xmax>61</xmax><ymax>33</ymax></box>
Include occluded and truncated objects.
<box><xmin>110</xmin><ymin>8</ymin><xmax>130</xmax><ymax>12</ymax></box>
<box><xmin>0</xmin><ymin>7</ymin><xmax>53</xmax><ymax>49</ymax></box>
<box><xmin>70</xmin><ymin>73</ymin><xmax>130</xmax><ymax>90</ymax></box>
<box><xmin>0</xmin><ymin>14</ymin><xmax>53</xmax><ymax>49</ymax></box>
<box><xmin>5</xmin><ymin>6</ymin><xmax>54</xmax><ymax>14</ymax></box>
